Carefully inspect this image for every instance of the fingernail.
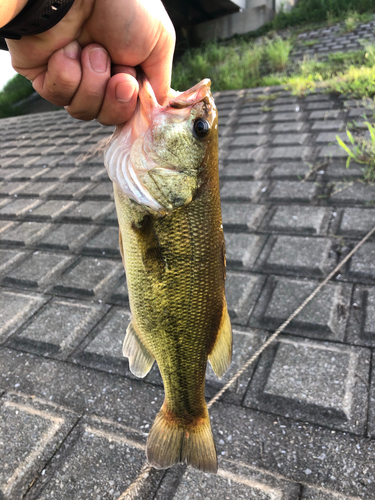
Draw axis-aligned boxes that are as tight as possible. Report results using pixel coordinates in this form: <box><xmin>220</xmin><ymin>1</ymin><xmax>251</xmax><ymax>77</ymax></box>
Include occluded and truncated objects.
<box><xmin>116</xmin><ymin>82</ymin><xmax>135</xmax><ymax>103</ymax></box>
<box><xmin>64</xmin><ymin>41</ymin><xmax>80</xmax><ymax>59</ymax></box>
<box><xmin>89</xmin><ymin>48</ymin><xmax>108</xmax><ymax>73</ymax></box>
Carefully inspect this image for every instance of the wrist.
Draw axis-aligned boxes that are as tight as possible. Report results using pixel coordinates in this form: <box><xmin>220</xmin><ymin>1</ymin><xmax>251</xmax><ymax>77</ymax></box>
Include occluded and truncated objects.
<box><xmin>0</xmin><ymin>0</ymin><xmax>28</xmax><ymax>28</ymax></box>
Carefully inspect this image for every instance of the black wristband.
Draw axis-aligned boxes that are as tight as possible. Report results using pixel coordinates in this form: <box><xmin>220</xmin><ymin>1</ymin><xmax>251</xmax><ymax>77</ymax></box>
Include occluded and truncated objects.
<box><xmin>0</xmin><ymin>0</ymin><xmax>75</xmax><ymax>51</ymax></box>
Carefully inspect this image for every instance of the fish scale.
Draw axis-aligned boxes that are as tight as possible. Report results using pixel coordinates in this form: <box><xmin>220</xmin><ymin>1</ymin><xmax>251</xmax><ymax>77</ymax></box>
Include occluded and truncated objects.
<box><xmin>105</xmin><ymin>78</ymin><xmax>232</xmax><ymax>473</ymax></box>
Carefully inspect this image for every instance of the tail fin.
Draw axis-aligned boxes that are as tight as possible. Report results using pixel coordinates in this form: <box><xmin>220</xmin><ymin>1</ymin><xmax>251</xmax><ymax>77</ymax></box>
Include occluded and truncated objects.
<box><xmin>146</xmin><ymin>405</ymin><xmax>217</xmax><ymax>473</ymax></box>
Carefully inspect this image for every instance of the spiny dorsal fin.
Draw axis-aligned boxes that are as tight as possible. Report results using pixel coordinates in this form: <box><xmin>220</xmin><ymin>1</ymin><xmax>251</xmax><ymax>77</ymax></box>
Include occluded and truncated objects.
<box><xmin>123</xmin><ymin>321</ymin><xmax>155</xmax><ymax>378</ymax></box>
<box><xmin>208</xmin><ymin>299</ymin><xmax>232</xmax><ymax>379</ymax></box>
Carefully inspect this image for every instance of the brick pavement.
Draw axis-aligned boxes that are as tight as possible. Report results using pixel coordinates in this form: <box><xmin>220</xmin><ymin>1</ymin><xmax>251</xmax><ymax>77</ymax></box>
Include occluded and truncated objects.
<box><xmin>291</xmin><ymin>17</ymin><xmax>375</xmax><ymax>61</ymax></box>
<box><xmin>0</xmin><ymin>87</ymin><xmax>375</xmax><ymax>499</ymax></box>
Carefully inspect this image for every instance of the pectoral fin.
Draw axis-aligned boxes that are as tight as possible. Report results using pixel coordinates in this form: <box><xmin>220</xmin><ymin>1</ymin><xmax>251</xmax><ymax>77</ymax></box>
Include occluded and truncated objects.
<box><xmin>208</xmin><ymin>300</ymin><xmax>232</xmax><ymax>379</ymax></box>
<box><xmin>123</xmin><ymin>321</ymin><xmax>155</xmax><ymax>378</ymax></box>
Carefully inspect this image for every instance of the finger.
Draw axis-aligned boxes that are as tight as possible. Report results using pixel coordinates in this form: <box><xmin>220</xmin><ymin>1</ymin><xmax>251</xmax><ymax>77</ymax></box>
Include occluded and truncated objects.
<box><xmin>65</xmin><ymin>44</ymin><xmax>110</xmax><ymax>121</ymax></box>
<box><xmin>96</xmin><ymin>71</ymin><xmax>139</xmax><ymax>126</ymax></box>
<box><xmin>31</xmin><ymin>40</ymin><xmax>82</xmax><ymax>107</ymax></box>
<box><xmin>141</xmin><ymin>13</ymin><xmax>175</xmax><ymax>105</ymax></box>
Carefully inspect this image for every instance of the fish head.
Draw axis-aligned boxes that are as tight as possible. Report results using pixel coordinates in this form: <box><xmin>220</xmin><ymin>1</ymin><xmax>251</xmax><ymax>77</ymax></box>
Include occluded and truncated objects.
<box><xmin>104</xmin><ymin>78</ymin><xmax>218</xmax><ymax>214</ymax></box>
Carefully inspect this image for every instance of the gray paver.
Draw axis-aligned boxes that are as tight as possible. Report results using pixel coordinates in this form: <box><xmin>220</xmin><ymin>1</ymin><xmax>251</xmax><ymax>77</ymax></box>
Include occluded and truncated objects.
<box><xmin>2</xmin><ymin>83</ymin><xmax>375</xmax><ymax>499</ymax></box>
<box><xmin>266</xmin><ymin>206</ymin><xmax>329</xmax><ymax>234</ymax></box>
<box><xmin>11</xmin><ymin>297</ymin><xmax>107</xmax><ymax>358</ymax></box>
<box><xmin>259</xmin><ymin>236</ymin><xmax>335</xmax><ymax>277</ymax></box>
<box><xmin>0</xmin><ymin>290</ymin><xmax>46</xmax><ymax>342</ymax></box>
<box><xmin>52</xmin><ymin>257</ymin><xmax>122</xmax><ymax>298</ymax></box>
<box><xmin>0</xmin><ymin>392</ymin><xmax>77</xmax><ymax>500</ymax></box>
<box><xmin>2</xmin><ymin>251</ymin><xmax>73</xmax><ymax>289</ymax></box>
<box><xmin>174</xmin><ymin>460</ymin><xmax>301</xmax><ymax>499</ymax></box>
<box><xmin>251</xmin><ymin>276</ymin><xmax>351</xmax><ymax>340</ymax></box>
<box><xmin>267</xmin><ymin>181</ymin><xmax>317</xmax><ymax>202</ymax></box>
<box><xmin>244</xmin><ymin>336</ymin><xmax>370</xmax><ymax>434</ymax></box>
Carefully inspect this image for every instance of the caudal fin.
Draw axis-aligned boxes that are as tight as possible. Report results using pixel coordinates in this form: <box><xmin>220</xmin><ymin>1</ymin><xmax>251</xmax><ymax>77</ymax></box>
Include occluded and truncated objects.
<box><xmin>146</xmin><ymin>405</ymin><xmax>217</xmax><ymax>473</ymax></box>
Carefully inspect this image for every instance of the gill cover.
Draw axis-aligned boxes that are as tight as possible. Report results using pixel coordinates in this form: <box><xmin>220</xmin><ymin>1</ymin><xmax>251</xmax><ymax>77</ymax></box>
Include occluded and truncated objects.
<box><xmin>104</xmin><ymin>78</ymin><xmax>214</xmax><ymax>214</ymax></box>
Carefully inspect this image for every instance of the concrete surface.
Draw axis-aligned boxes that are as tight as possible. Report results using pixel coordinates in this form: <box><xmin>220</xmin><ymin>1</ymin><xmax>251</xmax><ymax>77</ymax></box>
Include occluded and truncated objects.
<box><xmin>0</xmin><ymin>85</ymin><xmax>375</xmax><ymax>499</ymax></box>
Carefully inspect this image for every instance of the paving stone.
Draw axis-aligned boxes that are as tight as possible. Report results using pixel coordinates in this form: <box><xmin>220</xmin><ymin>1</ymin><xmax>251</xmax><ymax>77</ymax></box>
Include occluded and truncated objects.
<box><xmin>234</xmin><ymin>124</ymin><xmax>269</xmax><ymax>135</ymax></box>
<box><xmin>251</xmin><ymin>276</ymin><xmax>351</xmax><ymax>340</ymax></box>
<box><xmin>271</xmin><ymin>113</ymin><xmax>303</xmax><ymax>122</ymax></box>
<box><xmin>224</xmin><ymin>233</ymin><xmax>265</xmax><ymax>269</ymax></box>
<box><xmin>27</xmin><ymin>417</ymin><xmax>163</xmax><ymax>500</ymax></box>
<box><xmin>1</xmin><ymin>251</ymin><xmax>74</xmax><ymax>289</ymax></box>
<box><xmin>346</xmin><ymin>286</ymin><xmax>375</xmax><ymax>347</ymax></box>
<box><xmin>268</xmin><ymin>146</ymin><xmax>313</xmax><ymax>160</ymax></box>
<box><xmin>348</xmin><ymin>242</ymin><xmax>375</xmax><ymax>282</ymax></box>
<box><xmin>52</xmin><ymin>257</ymin><xmax>123</xmax><ymax>298</ymax></box>
<box><xmin>267</xmin><ymin>181</ymin><xmax>317</xmax><ymax>202</ymax></box>
<box><xmin>106</xmin><ymin>274</ymin><xmax>128</xmax><ymax>305</ymax></box>
<box><xmin>38</xmin><ymin>166</ymin><xmax>78</xmax><ymax>181</ymax></box>
<box><xmin>0</xmin><ymin>221</ymin><xmax>52</xmax><ymax>246</ymax></box>
<box><xmin>272</xmin><ymin>134</ymin><xmax>310</xmax><ymax>146</ymax></box>
<box><xmin>73</xmin><ymin>308</ymin><xmax>132</xmax><ymax>375</ymax></box>
<box><xmin>271</xmin><ymin>122</ymin><xmax>306</xmax><ymax>132</ymax></box>
<box><xmin>323</xmin><ymin>162</ymin><xmax>363</xmax><ymax>180</ymax></box>
<box><xmin>0</xmin><ymin>198</ymin><xmax>42</xmax><ymax>218</ymax></box>
<box><xmin>0</xmin><ymin>248</ymin><xmax>28</xmax><ymax>276</ymax></box>
<box><xmin>266</xmin><ymin>206</ymin><xmax>329</xmax><ymax>234</ymax></box>
<box><xmin>60</xmin><ymin>200</ymin><xmax>114</xmax><ymax>222</ymax></box>
<box><xmin>0</xmin><ymin>347</ymin><xmax>163</xmax><ymax>429</ymax></box>
<box><xmin>36</xmin><ymin>223</ymin><xmax>97</xmax><ymax>251</ymax></box>
<box><xmin>220</xmin><ymin>162</ymin><xmax>268</xmax><ymax>180</ymax></box>
<box><xmin>225</xmin><ymin>272</ymin><xmax>265</xmax><ymax>325</ymax></box>
<box><xmin>337</xmin><ymin>208</ymin><xmax>375</xmax><ymax>237</ymax></box>
<box><xmin>225</xmin><ymin>147</ymin><xmax>266</xmax><ymax>162</ymax></box>
<box><xmin>221</xmin><ymin>203</ymin><xmax>266</xmax><ymax>231</ymax></box>
<box><xmin>316</xmin><ymin>132</ymin><xmax>349</xmax><ymax>144</ymax></box>
<box><xmin>301</xmin><ymin>485</ymin><xmax>362</xmax><ymax>499</ymax></box>
<box><xmin>237</xmin><ymin>114</ymin><xmax>267</xmax><ymax>124</ymax></box>
<box><xmin>82</xmin><ymin>181</ymin><xmax>113</xmax><ymax>200</ymax></box>
<box><xmin>310</xmin><ymin>120</ymin><xmax>346</xmax><ymax>131</ymax></box>
<box><xmin>0</xmin><ymin>290</ymin><xmax>46</xmax><ymax>342</ymax></box>
<box><xmin>245</xmin><ymin>336</ymin><xmax>369</xmax><ymax>434</ymax></box>
<box><xmin>11</xmin><ymin>298</ymin><xmax>107</xmax><ymax>358</ymax></box>
<box><xmin>209</xmin><ymin>403</ymin><xmax>375</xmax><ymax>498</ymax></box>
<box><xmin>309</xmin><ymin>110</ymin><xmax>342</xmax><ymax>120</ymax></box>
<box><xmin>16</xmin><ymin>181</ymin><xmax>58</xmax><ymax>198</ymax></box>
<box><xmin>229</xmin><ymin>135</ymin><xmax>268</xmax><ymax>147</ymax></box>
<box><xmin>0</xmin><ymin>181</ymin><xmax>29</xmax><ymax>196</ymax></box>
<box><xmin>330</xmin><ymin>182</ymin><xmax>375</xmax><ymax>205</ymax></box>
<box><xmin>269</xmin><ymin>162</ymin><xmax>312</xmax><ymax>180</ymax></box>
<box><xmin>173</xmin><ymin>459</ymin><xmax>301</xmax><ymax>499</ymax></box>
<box><xmin>220</xmin><ymin>181</ymin><xmax>266</xmax><ymax>201</ymax></box>
<box><xmin>82</xmin><ymin>226</ymin><xmax>121</xmax><ymax>257</ymax></box>
<box><xmin>318</xmin><ymin>145</ymin><xmax>347</xmax><ymax>159</ymax></box>
<box><xmin>48</xmin><ymin>181</ymin><xmax>92</xmax><ymax>199</ymax></box>
<box><xmin>0</xmin><ymin>392</ymin><xmax>77</xmax><ymax>500</ymax></box>
<box><xmin>259</xmin><ymin>236</ymin><xmax>335</xmax><ymax>277</ymax></box>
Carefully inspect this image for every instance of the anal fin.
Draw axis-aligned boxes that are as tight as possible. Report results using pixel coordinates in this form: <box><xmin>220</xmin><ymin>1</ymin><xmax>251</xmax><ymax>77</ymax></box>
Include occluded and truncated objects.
<box><xmin>123</xmin><ymin>321</ymin><xmax>155</xmax><ymax>378</ymax></box>
<box><xmin>208</xmin><ymin>298</ymin><xmax>232</xmax><ymax>379</ymax></box>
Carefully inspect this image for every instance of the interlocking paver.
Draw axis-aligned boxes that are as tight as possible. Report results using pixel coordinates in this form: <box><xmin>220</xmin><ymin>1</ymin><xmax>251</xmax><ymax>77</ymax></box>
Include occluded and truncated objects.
<box><xmin>1</xmin><ymin>84</ymin><xmax>375</xmax><ymax>499</ymax></box>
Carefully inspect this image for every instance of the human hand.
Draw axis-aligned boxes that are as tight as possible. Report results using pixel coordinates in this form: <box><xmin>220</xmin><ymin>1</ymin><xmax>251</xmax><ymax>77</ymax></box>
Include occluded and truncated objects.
<box><xmin>5</xmin><ymin>0</ymin><xmax>175</xmax><ymax>125</ymax></box>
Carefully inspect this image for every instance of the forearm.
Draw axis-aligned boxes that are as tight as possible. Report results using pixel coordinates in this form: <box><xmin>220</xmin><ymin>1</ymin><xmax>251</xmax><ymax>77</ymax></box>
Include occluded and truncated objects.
<box><xmin>0</xmin><ymin>0</ymin><xmax>28</xmax><ymax>28</ymax></box>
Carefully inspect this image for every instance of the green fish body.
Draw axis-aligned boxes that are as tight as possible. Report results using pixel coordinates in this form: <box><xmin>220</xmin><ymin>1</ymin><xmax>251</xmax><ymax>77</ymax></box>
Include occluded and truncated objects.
<box><xmin>104</xmin><ymin>78</ymin><xmax>232</xmax><ymax>473</ymax></box>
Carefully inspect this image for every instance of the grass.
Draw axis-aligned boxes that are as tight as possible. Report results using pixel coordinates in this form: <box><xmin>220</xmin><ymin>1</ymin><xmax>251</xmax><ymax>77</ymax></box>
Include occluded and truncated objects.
<box><xmin>172</xmin><ymin>37</ymin><xmax>292</xmax><ymax>92</ymax></box>
<box><xmin>0</xmin><ymin>74</ymin><xmax>34</xmax><ymax>119</ymax></box>
<box><xmin>337</xmin><ymin>122</ymin><xmax>375</xmax><ymax>181</ymax></box>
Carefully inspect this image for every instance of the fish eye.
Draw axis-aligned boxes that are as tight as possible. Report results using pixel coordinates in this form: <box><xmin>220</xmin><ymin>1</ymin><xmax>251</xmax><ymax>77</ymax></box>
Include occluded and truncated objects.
<box><xmin>193</xmin><ymin>118</ymin><xmax>210</xmax><ymax>139</ymax></box>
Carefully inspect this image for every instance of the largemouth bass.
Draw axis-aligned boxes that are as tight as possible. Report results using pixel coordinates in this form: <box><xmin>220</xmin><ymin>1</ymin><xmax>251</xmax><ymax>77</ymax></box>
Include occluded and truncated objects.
<box><xmin>104</xmin><ymin>76</ymin><xmax>232</xmax><ymax>473</ymax></box>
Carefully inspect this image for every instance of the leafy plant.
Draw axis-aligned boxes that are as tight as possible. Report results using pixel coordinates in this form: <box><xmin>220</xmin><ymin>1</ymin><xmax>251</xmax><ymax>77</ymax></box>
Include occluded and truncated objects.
<box><xmin>344</xmin><ymin>10</ymin><xmax>361</xmax><ymax>31</ymax></box>
<box><xmin>0</xmin><ymin>73</ymin><xmax>34</xmax><ymax>118</ymax></box>
<box><xmin>263</xmin><ymin>37</ymin><xmax>292</xmax><ymax>72</ymax></box>
<box><xmin>336</xmin><ymin>122</ymin><xmax>375</xmax><ymax>181</ymax></box>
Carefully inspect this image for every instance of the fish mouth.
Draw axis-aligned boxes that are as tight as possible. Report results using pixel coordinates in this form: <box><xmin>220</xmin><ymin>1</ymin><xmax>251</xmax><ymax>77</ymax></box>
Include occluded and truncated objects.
<box><xmin>168</xmin><ymin>79</ymin><xmax>211</xmax><ymax>110</ymax></box>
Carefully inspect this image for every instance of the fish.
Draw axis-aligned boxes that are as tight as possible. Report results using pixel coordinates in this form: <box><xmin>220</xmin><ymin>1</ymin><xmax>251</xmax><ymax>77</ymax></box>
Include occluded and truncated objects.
<box><xmin>104</xmin><ymin>75</ymin><xmax>232</xmax><ymax>473</ymax></box>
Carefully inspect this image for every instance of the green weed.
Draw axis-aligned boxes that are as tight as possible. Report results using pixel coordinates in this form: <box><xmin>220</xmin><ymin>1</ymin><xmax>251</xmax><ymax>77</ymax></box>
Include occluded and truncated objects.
<box><xmin>263</xmin><ymin>37</ymin><xmax>292</xmax><ymax>72</ymax></box>
<box><xmin>336</xmin><ymin>122</ymin><xmax>375</xmax><ymax>181</ymax></box>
